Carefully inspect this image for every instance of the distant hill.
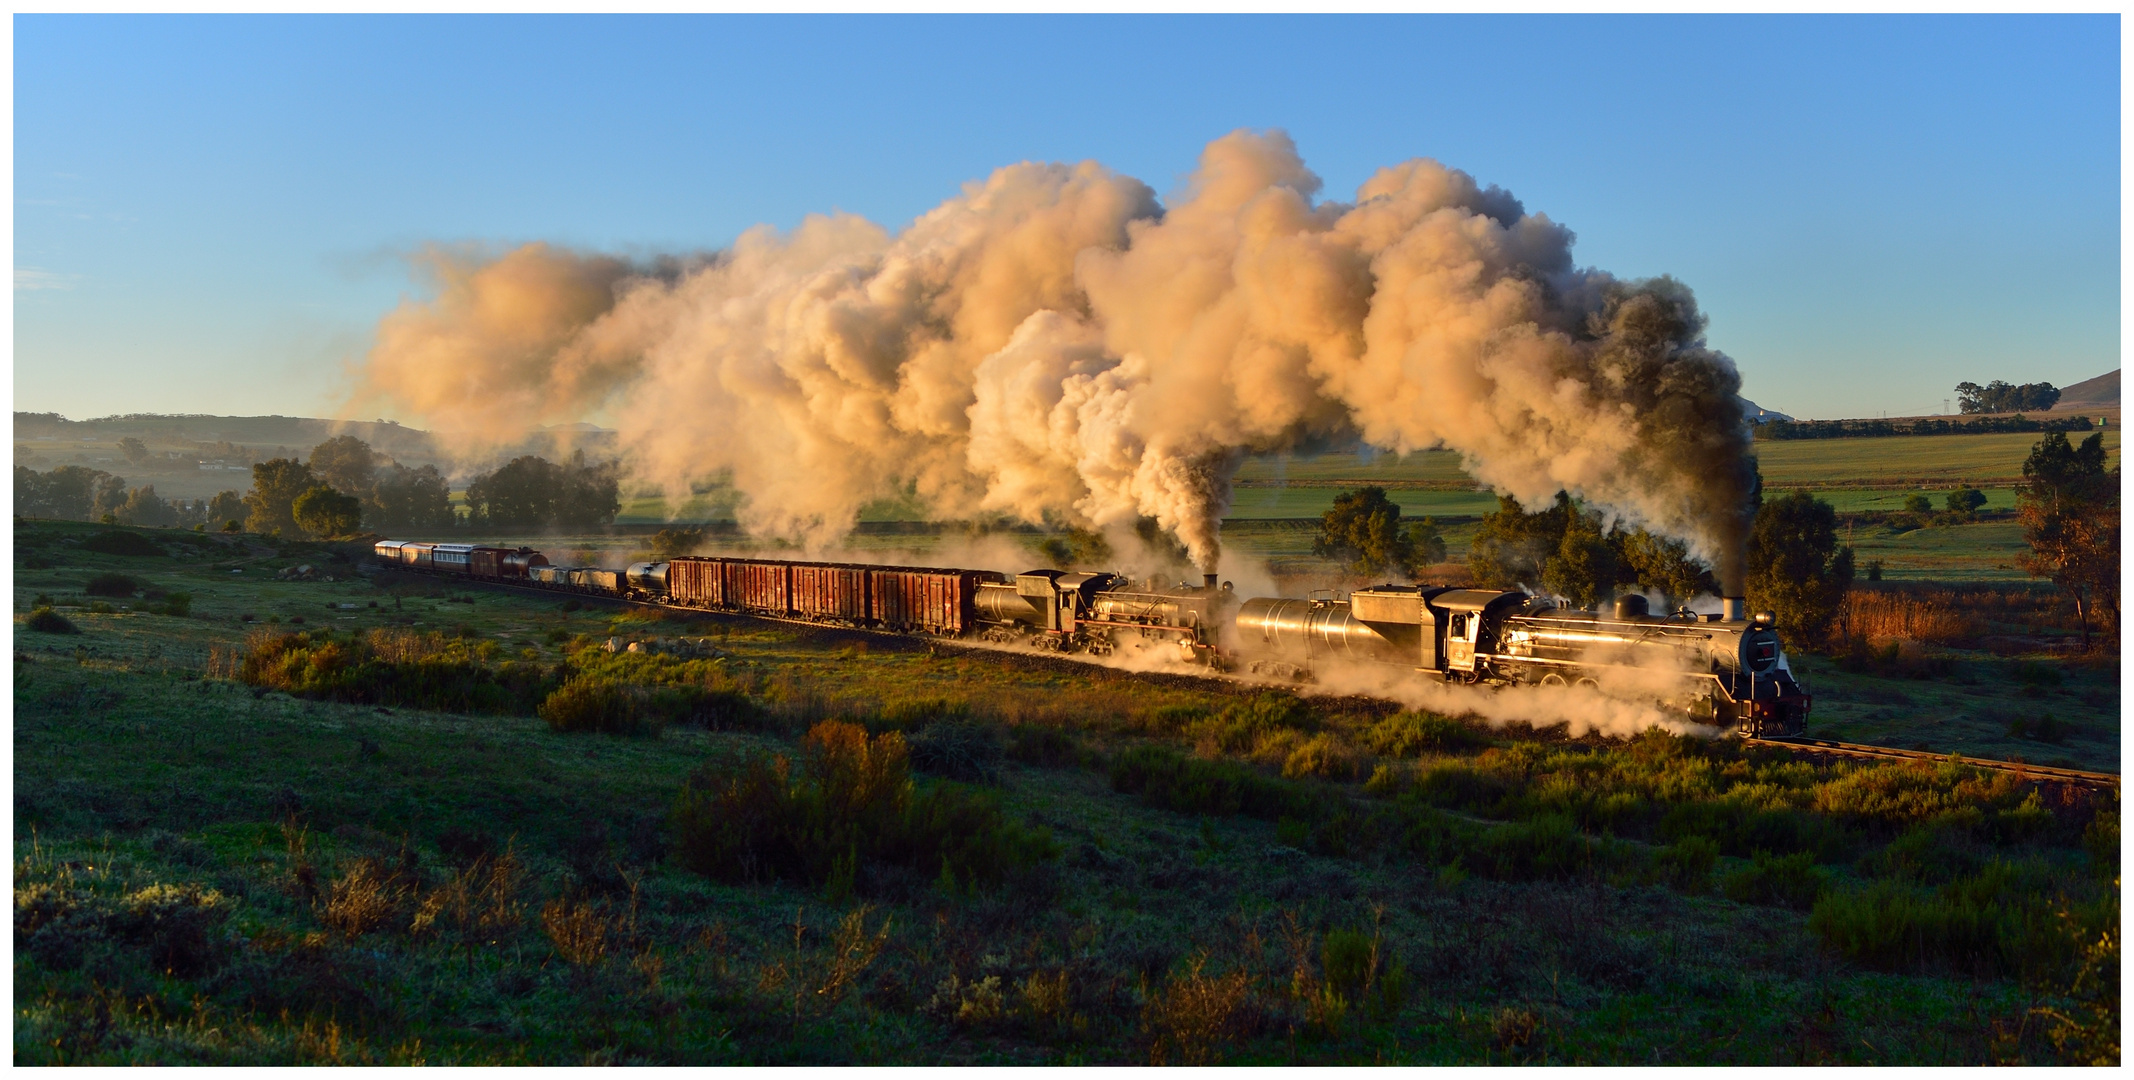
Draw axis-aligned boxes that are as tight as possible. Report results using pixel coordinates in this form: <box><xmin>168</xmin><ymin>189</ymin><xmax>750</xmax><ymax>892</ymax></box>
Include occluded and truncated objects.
<box><xmin>2054</xmin><ymin>369</ymin><xmax>2119</xmax><ymax>408</ymax></box>
<box><xmin>13</xmin><ymin>412</ymin><xmax>440</xmax><ymax>460</ymax></box>
<box><xmin>1740</xmin><ymin>398</ymin><xmax>1794</xmax><ymax>424</ymax></box>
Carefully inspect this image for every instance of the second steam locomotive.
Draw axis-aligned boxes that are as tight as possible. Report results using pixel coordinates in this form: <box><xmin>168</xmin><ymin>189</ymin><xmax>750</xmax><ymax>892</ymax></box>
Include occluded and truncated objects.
<box><xmin>372</xmin><ymin>540</ymin><xmax>1810</xmax><ymax>737</ymax></box>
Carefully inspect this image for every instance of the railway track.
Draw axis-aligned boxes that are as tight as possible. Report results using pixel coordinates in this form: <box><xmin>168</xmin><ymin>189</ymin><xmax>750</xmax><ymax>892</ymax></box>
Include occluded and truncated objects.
<box><xmin>1745</xmin><ymin>736</ymin><xmax>2120</xmax><ymax>789</ymax></box>
<box><xmin>382</xmin><ymin>567</ymin><xmax>2122</xmax><ymax>787</ymax></box>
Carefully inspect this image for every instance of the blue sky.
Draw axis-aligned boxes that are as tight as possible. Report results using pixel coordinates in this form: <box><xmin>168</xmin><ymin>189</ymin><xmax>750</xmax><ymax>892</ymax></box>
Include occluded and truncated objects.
<box><xmin>14</xmin><ymin>14</ymin><xmax>2120</xmax><ymax>423</ymax></box>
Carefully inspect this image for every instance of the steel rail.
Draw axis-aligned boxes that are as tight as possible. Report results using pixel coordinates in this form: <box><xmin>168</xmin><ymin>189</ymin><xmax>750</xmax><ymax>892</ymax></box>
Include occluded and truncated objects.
<box><xmin>1745</xmin><ymin>736</ymin><xmax>2119</xmax><ymax>789</ymax></box>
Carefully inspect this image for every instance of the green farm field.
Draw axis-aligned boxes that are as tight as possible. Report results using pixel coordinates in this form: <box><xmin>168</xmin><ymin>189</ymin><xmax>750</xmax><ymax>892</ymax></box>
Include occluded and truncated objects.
<box><xmin>11</xmin><ymin>520</ymin><xmax>2120</xmax><ymax>1064</ymax></box>
<box><xmin>591</xmin><ymin>430</ymin><xmax>2119</xmax><ymax>583</ymax></box>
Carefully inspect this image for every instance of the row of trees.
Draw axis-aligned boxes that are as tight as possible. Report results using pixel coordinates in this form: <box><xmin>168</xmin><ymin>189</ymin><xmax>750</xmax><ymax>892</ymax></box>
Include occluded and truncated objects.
<box><xmin>14</xmin><ymin>465</ymin><xmax>245</xmax><ymax>528</ymax></box>
<box><xmin>1956</xmin><ymin>379</ymin><xmax>2061</xmax><ymax>414</ymax></box>
<box><xmin>1320</xmin><ymin>429</ymin><xmax>2118</xmax><ymax>652</ymax></box>
<box><xmin>17</xmin><ymin>433</ymin><xmax>625</xmax><ymax>541</ymax></box>
<box><xmin>1314</xmin><ymin>485</ymin><xmax>1860</xmax><ymax>648</ymax></box>
<box><xmin>242</xmin><ymin>438</ymin><xmax>622</xmax><ymax>538</ymax></box>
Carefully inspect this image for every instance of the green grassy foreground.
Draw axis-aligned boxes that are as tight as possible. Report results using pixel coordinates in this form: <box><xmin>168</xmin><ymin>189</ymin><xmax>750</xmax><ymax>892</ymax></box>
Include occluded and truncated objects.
<box><xmin>12</xmin><ymin>520</ymin><xmax>2119</xmax><ymax>1065</ymax></box>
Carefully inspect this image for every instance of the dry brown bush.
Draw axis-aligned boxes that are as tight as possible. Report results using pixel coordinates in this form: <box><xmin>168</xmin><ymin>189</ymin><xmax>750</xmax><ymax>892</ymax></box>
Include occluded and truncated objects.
<box><xmin>1841</xmin><ymin>589</ymin><xmax>1987</xmax><ymax>645</ymax></box>
<box><xmin>317</xmin><ymin>858</ymin><xmax>407</xmax><ymax>940</ymax></box>
<box><xmin>411</xmin><ymin>848</ymin><xmax>526</xmax><ymax>971</ymax></box>
<box><xmin>1492</xmin><ymin>1005</ymin><xmax>1542</xmax><ymax>1050</ymax></box>
<box><xmin>541</xmin><ymin>896</ymin><xmax>611</xmax><ymax>967</ymax></box>
<box><xmin>1142</xmin><ymin>953</ymin><xmax>1251</xmax><ymax>1066</ymax></box>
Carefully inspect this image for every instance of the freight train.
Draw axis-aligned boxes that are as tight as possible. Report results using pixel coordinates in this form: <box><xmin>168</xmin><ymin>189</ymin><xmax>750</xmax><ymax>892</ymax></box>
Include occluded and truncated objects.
<box><xmin>371</xmin><ymin>539</ymin><xmax>1810</xmax><ymax>736</ymax></box>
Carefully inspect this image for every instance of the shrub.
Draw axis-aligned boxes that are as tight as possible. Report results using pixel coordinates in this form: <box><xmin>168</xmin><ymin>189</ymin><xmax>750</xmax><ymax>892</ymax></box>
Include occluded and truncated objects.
<box><xmin>1363</xmin><ymin>711</ymin><xmax>1484</xmax><ymax>757</ymax></box>
<box><xmin>1475</xmin><ymin>813</ymin><xmax>1596</xmax><ymax>881</ymax></box>
<box><xmin>1657</xmin><ymin>835</ymin><xmax>1719</xmax><ymax>892</ymax></box>
<box><xmin>238</xmin><ymin>628</ymin><xmax>557</xmax><ymax>714</ymax></box>
<box><xmin>1193</xmin><ymin>693</ymin><xmax>1317</xmax><ymax>753</ymax></box>
<box><xmin>1283</xmin><ymin>733</ymin><xmax>1363</xmax><ymax>781</ymax></box>
<box><xmin>873</xmin><ymin>697</ymin><xmax>971</xmax><ymax>732</ymax></box>
<box><xmin>81</xmin><ymin>531</ymin><xmax>161</xmax><ymax>556</ymax></box>
<box><xmin>1142</xmin><ymin>955</ymin><xmax>1251</xmax><ymax>1066</ymax></box>
<box><xmin>1110</xmin><ymin>744</ymin><xmax>1326</xmax><ymax>822</ymax></box>
<box><xmin>1808</xmin><ymin>861</ymin><xmax>2065</xmax><ymax>978</ymax></box>
<box><xmin>83</xmin><ymin>573</ymin><xmax>138</xmax><ymax>597</ymax></box>
<box><xmin>24</xmin><ymin>607</ymin><xmax>79</xmax><ymax>635</ymax></box>
<box><xmin>670</xmin><ymin>720</ymin><xmax>1056</xmax><ymax>894</ymax></box>
<box><xmin>908</xmin><ymin>721</ymin><xmax>1004</xmax><ymax>782</ymax></box>
<box><xmin>1003</xmin><ymin>723</ymin><xmax>1087</xmax><ymax>769</ymax></box>
<box><xmin>1722</xmin><ymin>850</ymin><xmax>1827</xmax><ymax>909</ymax></box>
<box><xmin>149</xmin><ymin>591</ymin><xmax>192</xmax><ymax>617</ymax></box>
<box><xmin>539</xmin><ymin>678</ymin><xmax>657</xmax><ymax>735</ymax></box>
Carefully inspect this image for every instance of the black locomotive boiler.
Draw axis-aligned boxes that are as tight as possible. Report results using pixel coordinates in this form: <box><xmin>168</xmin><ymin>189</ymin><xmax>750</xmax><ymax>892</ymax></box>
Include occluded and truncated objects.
<box><xmin>1233</xmin><ymin>586</ymin><xmax>1808</xmax><ymax>736</ymax></box>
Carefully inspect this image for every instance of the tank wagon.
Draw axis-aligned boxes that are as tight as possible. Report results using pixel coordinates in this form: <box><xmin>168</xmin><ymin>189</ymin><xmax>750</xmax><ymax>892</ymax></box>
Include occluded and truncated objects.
<box><xmin>372</xmin><ymin>539</ymin><xmax>1807</xmax><ymax>736</ymax></box>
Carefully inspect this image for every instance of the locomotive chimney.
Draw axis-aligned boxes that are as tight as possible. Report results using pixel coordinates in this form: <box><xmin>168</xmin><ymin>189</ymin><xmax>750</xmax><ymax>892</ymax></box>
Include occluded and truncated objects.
<box><xmin>1722</xmin><ymin>596</ymin><xmax>1746</xmax><ymax>622</ymax></box>
<box><xmin>1203</xmin><ymin>573</ymin><xmax>1219</xmax><ymax>591</ymax></box>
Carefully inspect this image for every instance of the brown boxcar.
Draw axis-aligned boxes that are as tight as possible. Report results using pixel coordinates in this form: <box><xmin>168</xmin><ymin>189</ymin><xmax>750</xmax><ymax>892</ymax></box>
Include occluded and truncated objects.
<box><xmin>790</xmin><ymin>563</ymin><xmax>871</xmax><ymax>622</ymax></box>
<box><xmin>723</xmin><ymin>560</ymin><xmax>792</xmax><ymax>615</ymax></box>
<box><xmin>665</xmin><ymin>557</ymin><xmax>724</xmax><ymax>607</ymax></box>
<box><xmin>871</xmin><ymin>567</ymin><xmax>1002</xmax><ymax>634</ymax></box>
<box><xmin>468</xmin><ymin>548</ymin><xmax>502</xmax><ymax>578</ymax></box>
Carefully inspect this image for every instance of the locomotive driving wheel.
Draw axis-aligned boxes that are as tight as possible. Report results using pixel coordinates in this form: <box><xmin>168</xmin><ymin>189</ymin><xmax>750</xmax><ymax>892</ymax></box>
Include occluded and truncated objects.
<box><xmin>1538</xmin><ymin>673</ymin><xmax>1567</xmax><ymax>688</ymax></box>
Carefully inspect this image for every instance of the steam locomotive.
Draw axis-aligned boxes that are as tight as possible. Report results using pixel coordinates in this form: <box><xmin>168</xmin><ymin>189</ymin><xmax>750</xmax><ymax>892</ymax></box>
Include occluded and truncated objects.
<box><xmin>371</xmin><ymin>539</ymin><xmax>1809</xmax><ymax>737</ymax></box>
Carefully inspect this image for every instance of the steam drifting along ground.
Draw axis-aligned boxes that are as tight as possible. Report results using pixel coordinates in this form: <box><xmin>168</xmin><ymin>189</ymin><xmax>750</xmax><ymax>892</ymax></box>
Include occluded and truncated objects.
<box><xmin>356</xmin><ymin>130</ymin><xmax>1758</xmax><ymax>585</ymax></box>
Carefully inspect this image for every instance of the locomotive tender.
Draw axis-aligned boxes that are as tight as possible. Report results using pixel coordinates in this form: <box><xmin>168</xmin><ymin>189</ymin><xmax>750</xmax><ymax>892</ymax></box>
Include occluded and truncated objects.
<box><xmin>372</xmin><ymin>539</ymin><xmax>1809</xmax><ymax>736</ymax></box>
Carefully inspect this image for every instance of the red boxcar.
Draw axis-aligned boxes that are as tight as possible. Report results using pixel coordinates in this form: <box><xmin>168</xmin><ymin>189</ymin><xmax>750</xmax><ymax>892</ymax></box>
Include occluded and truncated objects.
<box><xmin>790</xmin><ymin>563</ymin><xmax>871</xmax><ymax>622</ymax></box>
<box><xmin>468</xmin><ymin>548</ymin><xmax>503</xmax><ymax>578</ymax></box>
<box><xmin>666</xmin><ymin>557</ymin><xmax>724</xmax><ymax>607</ymax></box>
<box><xmin>723</xmin><ymin>560</ymin><xmax>792</xmax><ymax>615</ymax></box>
<box><xmin>871</xmin><ymin>567</ymin><xmax>1002</xmax><ymax>634</ymax></box>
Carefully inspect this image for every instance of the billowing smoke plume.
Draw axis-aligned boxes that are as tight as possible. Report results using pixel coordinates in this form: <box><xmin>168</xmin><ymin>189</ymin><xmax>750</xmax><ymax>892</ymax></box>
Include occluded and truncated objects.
<box><xmin>355</xmin><ymin>131</ymin><xmax>1758</xmax><ymax>579</ymax></box>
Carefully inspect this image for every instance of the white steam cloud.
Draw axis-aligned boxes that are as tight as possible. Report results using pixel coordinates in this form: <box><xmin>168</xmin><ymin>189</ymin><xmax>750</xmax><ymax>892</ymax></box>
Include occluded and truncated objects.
<box><xmin>354</xmin><ymin>130</ymin><xmax>1757</xmax><ymax>582</ymax></box>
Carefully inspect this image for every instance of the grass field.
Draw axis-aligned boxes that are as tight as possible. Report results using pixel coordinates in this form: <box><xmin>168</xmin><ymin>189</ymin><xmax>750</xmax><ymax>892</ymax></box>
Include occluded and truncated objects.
<box><xmin>11</xmin><ymin>520</ymin><xmax>2120</xmax><ymax>1064</ymax></box>
<box><xmin>596</xmin><ymin>430</ymin><xmax>2113</xmax><ymax>583</ymax></box>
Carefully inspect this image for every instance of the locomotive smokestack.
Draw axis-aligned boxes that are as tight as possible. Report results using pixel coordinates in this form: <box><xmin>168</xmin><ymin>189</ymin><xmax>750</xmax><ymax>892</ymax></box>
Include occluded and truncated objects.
<box><xmin>1722</xmin><ymin>596</ymin><xmax>1746</xmax><ymax>622</ymax></box>
<box><xmin>1203</xmin><ymin>573</ymin><xmax>1219</xmax><ymax>591</ymax></box>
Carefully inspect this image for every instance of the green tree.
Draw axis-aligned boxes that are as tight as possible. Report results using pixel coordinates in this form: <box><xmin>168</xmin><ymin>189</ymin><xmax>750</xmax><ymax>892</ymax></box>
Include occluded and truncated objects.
<box><xmin>1614</xmin><ymin>528</ymin><xmax>1719</xmax><ymax>605</ymax></box>
<box><xmin>1945</xmin><ymin>487</ymin><xmax>1988</xmax><ymax>515</ymax></box>
<box><xmin>1467</xmin><ymin>494</ymin><xmax>1574</xmax><ymax>590</ymax></box>
<box><xmin>308</xmin><ymin>435</ymin><xmax>379</xmax><ymax>497</ymax></box>
<box><xmin>293</xmin><ymin>484</ymin><xmax>364</xmax><ymax>539</ymax></box>
<box><xmin>13</xmin><ymin>465</ymin><xmax>127</xmax><ymax>521</ymax></box>
<box><xmin>463</xmin><ymin>456</ymin><xmax>558</xmax><ymax>528</ymax></box>
<box><xmin>243</xmin><ymin>458</ymin><xmax>318</xmax><ymax>538</ymax></box>
<box><xmin>368</xmin><ymin>464</ymin><xmax>456</xmax><ymax>531</ymax></box>
<box><xmin>205</xmin><ymin>490</ymin><xmax>246</xmax><ymax>531</ymax></box>
<box><xmin>1312</xmin><ymin>487</ymin><xmax>1437</xmax><ymax>580</ymax></box>
<box><xmin>1956</xmin><ymin>380</ymin><xmax>2061</xmax><ymax>414</ymax></box>
<box><xmin>117</xmin><ymin>436</ymin><xmax>152</xmax><ymax>467</ymax></box>
<box><xmin>1038</xmin><ymin>526</ymin><xmax>1112</xmax><ymax>570</ymax></box>
<box><xmin>1745</xmin><ymin>489</ymin><xmax>1855</xmax><ymax>648</ymax></box>
<box><xmin>2017</xmin><ymin>431</ymin><xmax>2119</xmax><ymax>650</ymax></box>
<box><xmin>1902</xmin><ymin>493</ymin><xmax>1933</xmax><ymax>515</ymax></box>
<box><xmin>1542</xmin><ymin>505</ymin><xmax>1618</xmax><ymax>608</ymax></box>
<box><xmin>555</xmin><ymin>450</ymin><xmax>622</xmax><ymax>528</ymax></box>
<box><xmin>113</xmin><ymin>485</ymin><xmax>177</xmax><ymax>527</ymax></box>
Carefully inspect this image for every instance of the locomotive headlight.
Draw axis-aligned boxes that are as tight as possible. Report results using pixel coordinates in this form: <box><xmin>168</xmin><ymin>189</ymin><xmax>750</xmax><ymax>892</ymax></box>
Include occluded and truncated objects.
<box><xmin>1751</xmin><ymin>611</ymin><xmax>1775</xmax><ymax>627</ymax></box>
